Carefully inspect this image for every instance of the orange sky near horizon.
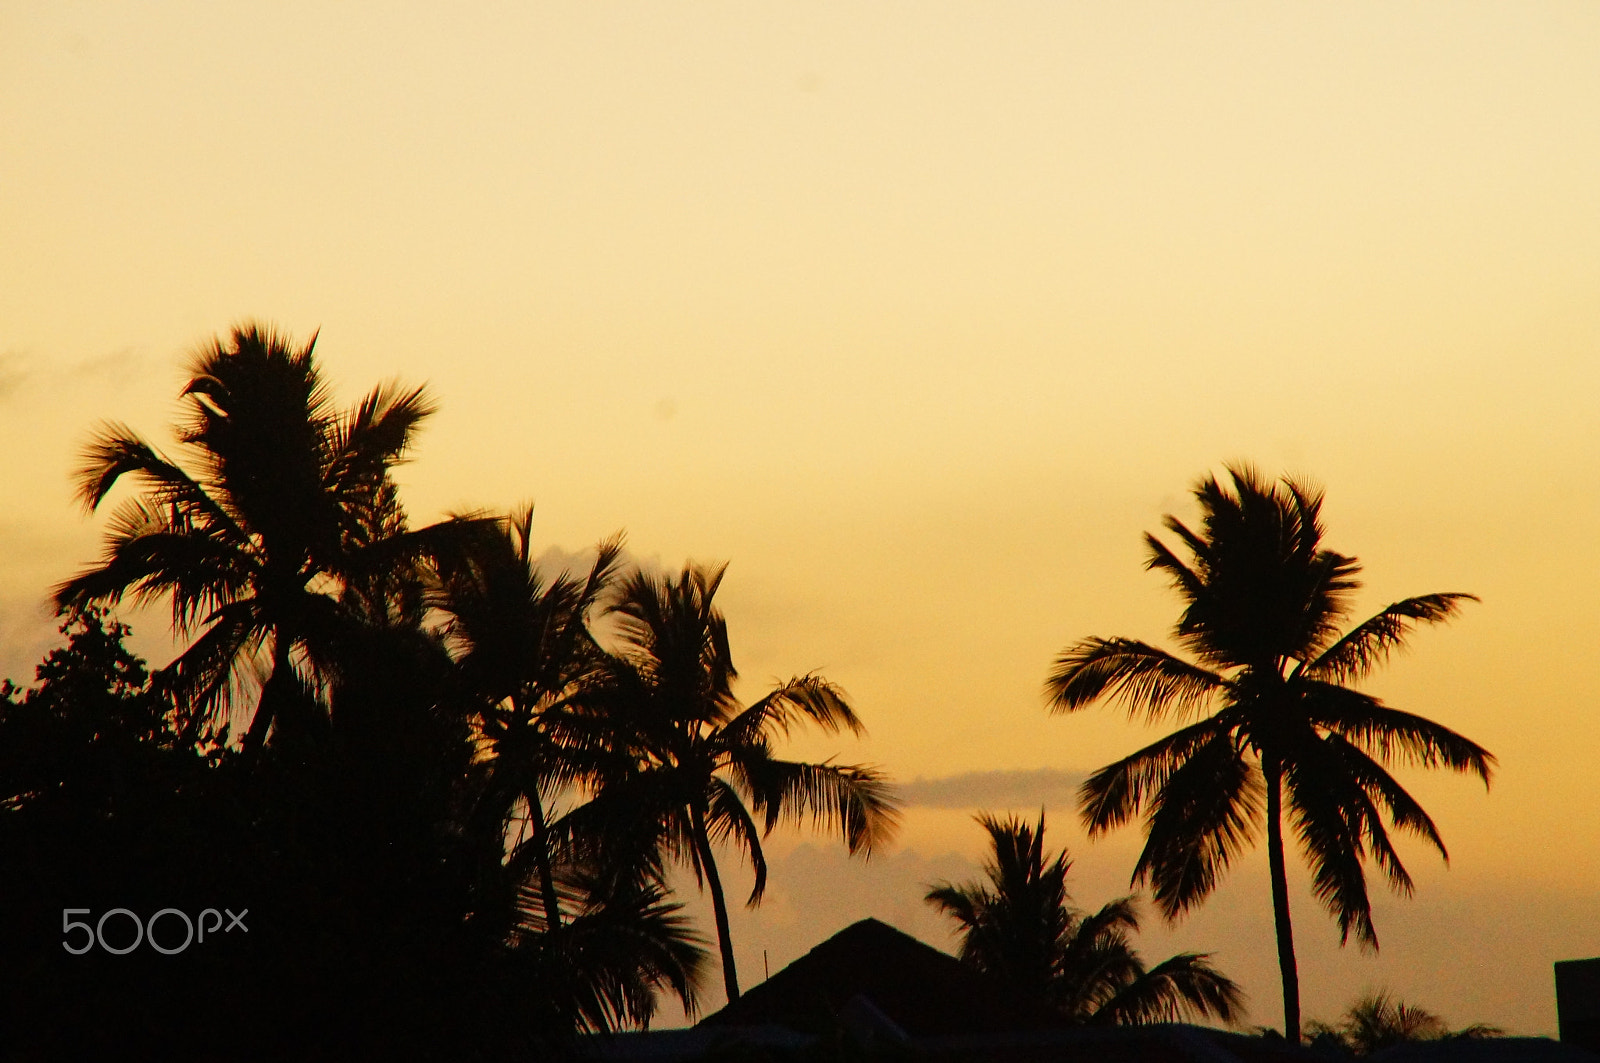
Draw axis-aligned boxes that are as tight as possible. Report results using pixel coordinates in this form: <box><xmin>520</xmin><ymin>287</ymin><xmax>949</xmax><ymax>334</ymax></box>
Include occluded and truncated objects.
<box><xmin>4</xmin><ymin>1</ymin><xmax>1599</xmax><ymax>1037</ymax></box>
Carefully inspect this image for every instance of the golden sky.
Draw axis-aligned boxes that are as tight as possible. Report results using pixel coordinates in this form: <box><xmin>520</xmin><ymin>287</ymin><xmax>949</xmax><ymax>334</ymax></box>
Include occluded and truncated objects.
<box><xmin>5</xmin><ymin>1</ymin><xmax>1599</xmax><ymax>1035</ymax></box>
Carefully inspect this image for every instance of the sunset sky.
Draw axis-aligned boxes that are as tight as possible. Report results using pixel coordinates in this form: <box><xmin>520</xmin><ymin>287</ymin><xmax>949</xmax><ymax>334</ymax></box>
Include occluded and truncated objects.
<box><xmin>5</xmin><ymin>1</ymin><xmax>1600</xmax><ymax>1035</ymax></box>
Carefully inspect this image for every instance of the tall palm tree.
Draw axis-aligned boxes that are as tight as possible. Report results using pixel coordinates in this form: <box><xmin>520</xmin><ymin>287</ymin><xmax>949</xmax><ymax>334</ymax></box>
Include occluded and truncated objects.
<box><xmin>588</xmin><ymin>563</ymin><xmax>900</xmax><ymax>1004</ymax></box>
<box><xmin>926</xmin><ymin>812</ymin><xmax>1243</xmax><ymax>1026</ymax></box>
<box><xmin>1044</xmin><ymin>466</ymin><xmax>1494</xmax><ymax>1044</ymax></box>
<box><xmin>433</xmin><ymin>505</ymin><xmax>623</xmax><ymax>932</ymax></box>
<box><xmin>54</xmin><ymin>323</ymin><xmax>480</xmax><ymax>751</ymax></box>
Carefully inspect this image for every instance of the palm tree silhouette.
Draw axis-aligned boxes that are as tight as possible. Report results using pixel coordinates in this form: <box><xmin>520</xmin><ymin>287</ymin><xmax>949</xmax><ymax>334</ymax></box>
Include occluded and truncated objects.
<box><xmin>589</xmin><ymin>562</ymin><xmax>899</xmax><ymax>1004</ymax></box>
<box><xmin>434</xmin><ymin>505</ymin><xmax>623</xmax><ymax>931</ymax></box>
<box><xmin>54</xmin><ymin>323</ymin><xmax>481</xmax><ymax>751</ymax></box>
<box><xmin>1305</xmin><ymin>990</ymin><xmax>1501</xmax><ymax>1055</ymax></box>
<box><xmin>1044</xmin><ymin>466</ymin><xmax>1493</xmax><ymax>1044</ymax></box>
<box><xmin>926</xmin><ymin>812</ymin><xmax>1243</xmax><ymax>1026</ymax></box>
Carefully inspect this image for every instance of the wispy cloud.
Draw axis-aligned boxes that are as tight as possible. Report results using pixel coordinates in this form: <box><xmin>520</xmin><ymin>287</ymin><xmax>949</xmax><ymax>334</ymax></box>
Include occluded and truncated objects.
<box><xmin>0</xmin><ymin>353</ymin><xmax>30</xmax><ymax>402</ymax></box>
<box><xmin>66</xmin><ymin>346</ymin><xmax>148</xmax><ymax>387</ymax></box>
<box><xmin>897</xmin><ymin>767</ymin><xmax>1088</xmax><ymax>810</ymax></box>
<box><xmin>0</xmin><ymin>345</ymin><xmax>155</xmax><ymax>408</ymax></box>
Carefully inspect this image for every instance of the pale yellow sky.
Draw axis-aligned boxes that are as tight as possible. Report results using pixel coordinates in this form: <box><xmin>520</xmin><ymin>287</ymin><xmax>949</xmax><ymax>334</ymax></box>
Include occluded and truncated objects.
<box><xmin>4</xmin><ymin>0</ymin><xmax>1599</xmax><ymax>1035</ymax></box>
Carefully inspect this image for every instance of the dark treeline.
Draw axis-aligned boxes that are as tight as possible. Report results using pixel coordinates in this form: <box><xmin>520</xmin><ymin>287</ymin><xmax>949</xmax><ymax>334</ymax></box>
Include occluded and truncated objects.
<box><xmin>0</xmin><ymin>325</ymin><xmax>897</xmax><ymax>1059</ymax></box>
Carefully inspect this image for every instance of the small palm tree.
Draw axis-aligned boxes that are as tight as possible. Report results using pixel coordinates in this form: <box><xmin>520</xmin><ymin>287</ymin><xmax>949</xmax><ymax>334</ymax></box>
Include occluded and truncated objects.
<box><xmin>55</xmin><ymin>323</ymin><xmax>482</xmax><ymax>750</ymax></box>
<box><xmin>1045</xmin><ymin>466</ymin><xmax>1494</xmax><ymax>1043</ymax></box>
<box><xmin>1306</xmin><ymin>991</ymin><xmax>1502</xmax><ymax>1055</ymax></box>
<box><xmin>589</xmin><ymin>562</ymin><xmax>900</xmax><ymax>1003</ymax></box>
<box><xmin>926</xmin><ymin>812</ymin><xmax>1243</xmax><ymax>1026</ymax></box>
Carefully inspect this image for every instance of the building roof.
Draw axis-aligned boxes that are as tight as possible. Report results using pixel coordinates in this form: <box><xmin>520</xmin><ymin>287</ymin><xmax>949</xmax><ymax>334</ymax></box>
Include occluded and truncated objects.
<box><xmin>697</xmin><ymin>917</ymin><xmax>1063</xmax><ymax>1038</ymax></box>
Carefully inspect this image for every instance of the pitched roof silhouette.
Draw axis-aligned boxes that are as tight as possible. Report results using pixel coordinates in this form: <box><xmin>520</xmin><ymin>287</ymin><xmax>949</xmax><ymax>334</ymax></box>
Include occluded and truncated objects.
<box><xmin>697</xmin><ymin>917</ymin><xmax>1062</xmax><ymax>1037</ymax></box>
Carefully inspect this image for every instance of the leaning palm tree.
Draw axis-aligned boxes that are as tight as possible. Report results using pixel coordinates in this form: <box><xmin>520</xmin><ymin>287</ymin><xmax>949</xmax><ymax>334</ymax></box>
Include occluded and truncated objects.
<box><xmin>586</xmin><ymin>562</ymin><xmax>900</xmax><ymax>1004</ymax></box>
<box><xmin>926</xmin><ymin>812</ymin><xmax>1243</xmax><ymax>1026</ymax></box>
<box><xmin>1045</xmin><ymin>467</ymin><xmax>1494</xmax><ymax>1043</ymax></box>
<box><xmin>55</xmin><ymin>323</ymin><xmax>481</xmax><ymax>751</ymax></box>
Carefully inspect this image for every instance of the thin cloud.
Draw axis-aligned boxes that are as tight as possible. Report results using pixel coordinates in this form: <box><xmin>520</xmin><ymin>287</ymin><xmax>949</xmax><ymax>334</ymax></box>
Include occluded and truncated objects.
<box><xmin>0</xmin><ymin>353</ymin><xmax>29</xmax><ymax>402</ymax></box>
<box><xmin>66</xmin><ymin>346</ymin><xmax>149</xmax><ymax>387</ymax></box>
<box><xmin>898</xmin><ymin>767</ymin><xmax>1088</xmax><ymax>810</ymax></box>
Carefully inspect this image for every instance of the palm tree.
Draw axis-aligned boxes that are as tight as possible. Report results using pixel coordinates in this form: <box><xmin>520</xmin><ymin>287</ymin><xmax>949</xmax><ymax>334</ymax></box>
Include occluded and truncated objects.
<box><xmin>588</xmin><ymin>562</ymin><xmax>900</xmax><ymax>1004</ymax></box>
<box><xmin>433</xmin><ymin>505</ymin><xmax>623</xmax><ymax>932</ymax></box>
<box><xmin>1044</xmin><ymin>466</ymin><xmax>1494</xmax><ymax>1044</ymax></box>
<box><xmin>54</xmin><ymin>323</ymin><xmax>481</xmax><ymax>751</ymax></box>
<box><xmin>1306</xmin><ymin>990</ymin><xmax>1502</xmax><ymax>1055</ymax></box>
<box><xmin>926</xmin><ymin>812</ymin><xmax>1243</xmax><ymax>1026</ymax></box>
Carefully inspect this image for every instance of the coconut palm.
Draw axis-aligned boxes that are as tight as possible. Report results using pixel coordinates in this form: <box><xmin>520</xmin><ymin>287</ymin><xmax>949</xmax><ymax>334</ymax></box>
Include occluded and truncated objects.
<box><xmin>926</xmin><ymin>812</ymin><xmax>1243</xmax><ymax>1026</ymax></box>
<box><xmin>588</xmin><ymin>563</ymin><xmax>900</xmax><ymax>1004</ymax></box>
<box><xmin>54</xmin><ymin>323</ymin><xmax>481</xmax><ymax>751</ymax></box>
<box><xmin>1044</xmin><ymin>466</ymin><xmax>1494</xmax><ymax>1043</ymax></box>
<box><xmin>433</xmin><ymin>505</ymin><xmax>624</xmax><ymax>931</ymax></box>
<box><xmin>1306</xmin><ymin>991</ymin><xmax>1502</xmax><ymax>1055</ymax></box>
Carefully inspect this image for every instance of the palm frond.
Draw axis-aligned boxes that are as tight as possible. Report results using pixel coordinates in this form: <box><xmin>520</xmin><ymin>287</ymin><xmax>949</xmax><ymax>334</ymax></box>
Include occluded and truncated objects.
<box><xmin>73</xmin><ymin>429</ymin><xmax>244</xmax><ymax>542</ymax></box>
<box><xmin>720</xmin><ymin>674</ymin><xmax>865</xmax><ymax>747</ymax></box>
<box><xmin>1144</xmin><ymin>530</ymin><xmax>1207</xmax><ymax>605</ymax></box>
<box><xmin>1077</xmin><ymin>717</ymin><xmax>1231</xmax><ymax>836</ymax></box>
<box><xmin>513</xmin><ymin>866</ymin><xmax>708</xmax><ymax>1032</ymax></box>
<box><xmin>1134</xmin><ymin>731</ymin><xmax>1264</xmax><ymax>919</ymax></box>
<box><xmin>1283</xmin><ymin>752</ymin><xmax>1380</xmax><ymax>948</ymax></box>
<box><xmin>705</xmin><ymin>776</ymin><xmax>770</xmax><ymax>905</ymax></box>
<box><xmin>157</xmin><ymin>600</ymin><xmax>269</xmax><ymax>736</ymax></box>
<box><xmin>733</xmin><ymin>756</ymin><xmax>899</xmax><ymax>858</ymax></box>
<box><xmin>1304</xmin><ymin>684</ymin><xmax>1494</xmax><ymax>785</ymax></box>
<box><xmin>1306</xmin><ymin>594</ymin><xmax>1479</xmax><ymax>682</ymax></box>
<box><xmin>1047</xmin><ymin>638</ymin><xmax>1228</xmax><ymax>722</ymax></box>
<box><xmin>331</xmin><ymin>380</ymin><xmax>437</xmax><ymax>471</ymax></box>
<box><xmin>1321</xmin><ymin>731</ymin><xmax>1448</xmax><ymax>865</ymax></box>
<box><xmin>1092</xmin><ymin>952</ymin><xmax>1245</xmax><ymax>1026</ymax></box>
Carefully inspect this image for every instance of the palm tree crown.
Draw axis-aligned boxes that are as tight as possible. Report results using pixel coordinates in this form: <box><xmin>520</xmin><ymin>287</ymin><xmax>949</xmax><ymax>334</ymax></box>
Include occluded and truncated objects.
<box><xmin>1044</xmin><ymin>466</ymin><xmax>1493</xmax><ymax>1043</ymax></box>
<box><xmin>926</xmin><ymin>812</ymin><xmax>1243</xmax><ymax>1026</ymax></box>
<box><xmin>1306</xmin><ymin>990</ymin><xmax>1502</xmax><ymax>1055</ymax></box>
<box><xmin>54</xmin><ymin>323</ymin><xmax>469</xmax><ymax>750</ymax></box>
<box><xmin>589</xmin><ymin>563</ymin><xmax>900</xmax><ymax>1004</ymax></box>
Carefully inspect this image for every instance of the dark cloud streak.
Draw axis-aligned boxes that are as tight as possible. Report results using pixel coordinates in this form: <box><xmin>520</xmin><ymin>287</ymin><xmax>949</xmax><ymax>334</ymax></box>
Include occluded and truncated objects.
<box><xmin>898</xmin><ymin>767</ymin><xmax>1088</xmax><ymax>810</ymax></box>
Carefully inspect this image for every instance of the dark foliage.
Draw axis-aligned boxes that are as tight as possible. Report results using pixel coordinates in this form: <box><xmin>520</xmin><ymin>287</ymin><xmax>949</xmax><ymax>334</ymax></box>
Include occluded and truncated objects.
<box><xmin>926</xmin><ymin>813</ymin><xmax>1243</xmax><ymax>1026</ymax></box>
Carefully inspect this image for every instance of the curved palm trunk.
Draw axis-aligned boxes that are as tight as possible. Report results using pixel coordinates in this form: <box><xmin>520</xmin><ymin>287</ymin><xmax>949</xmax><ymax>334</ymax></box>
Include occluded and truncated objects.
<box><xmin>527</xmin><ymin>787</ymin><xmax>563</xmax><ymax>931</ymax></box>
<box><xmin>242</xmin><ymin>631</ymin><xmax>293</xmax><ymax>752</ymax></box>
<box><xmin>1264</xmin><ymin>757</ymin><xmax>1301</xmax><ymax>1044</ymax></box>
<box><xmin>690</xmin><ymin>804</ymin><xmax>740</xmax><ymax>1003</ymax></box>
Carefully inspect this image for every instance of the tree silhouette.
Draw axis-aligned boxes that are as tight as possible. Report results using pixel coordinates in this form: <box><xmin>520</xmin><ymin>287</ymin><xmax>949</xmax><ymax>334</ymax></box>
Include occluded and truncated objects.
<box><xmin>1045</xmin><ymin>466</ymin><xmax>1493</xmax><ymax>1043</ymax></box>
<box><xmin>25</xmin><ymin>329</ymin><xmax>718</xmax><ymax>1053</ymax></box>
<box><xmin>588</xmin><ymin>563</ymin><xmax>899</xmax><ymax>1004</ymax></box>
<box><xmin>54</xmin><ymin>322</ymin><xmax>482</xmax><ymax>752</ymax></box>
<box><xmin>433</xmin><ymin>506</ymin><xmax>623</xmax><ymax>932</ymax></box>
<box><xmin>1305</xmin><ymin>990</ymin><xmax>1502</xmax><ymax>1055</ymax></box>
<box><xmin>926</xmin><ymin>812</ymin><xmax>1243</xmax><ymax>1026</ymax></box>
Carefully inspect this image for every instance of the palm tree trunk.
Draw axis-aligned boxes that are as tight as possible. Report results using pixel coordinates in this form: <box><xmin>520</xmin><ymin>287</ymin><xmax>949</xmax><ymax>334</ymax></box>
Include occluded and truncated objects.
<box><xmin>242</xmin><ymin>631</ymin><xmax>292</xmax><ymax>752</ymax></box>
<box><xmin>1264</xmin><ymin>757</ymin><xmax>1301</xmax><ymax>1044</ymax></box>
<box><xmin>527</xmin><ymin>787</ymin><xmax>562</xmax><ymax>931</ymax></box>
<box><xmin>690</xmin><ymin>804</ymin><xmax>741</xmax><ymax>1003</ymax></box>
